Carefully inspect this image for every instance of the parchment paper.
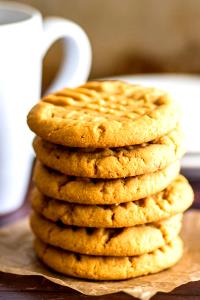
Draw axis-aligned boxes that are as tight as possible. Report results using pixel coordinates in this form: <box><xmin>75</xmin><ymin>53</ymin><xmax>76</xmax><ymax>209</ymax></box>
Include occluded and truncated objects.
<box><xmin>0</xmin><ymin>210</ymin><xmax>200</xmax><ymax>300</ymax></box>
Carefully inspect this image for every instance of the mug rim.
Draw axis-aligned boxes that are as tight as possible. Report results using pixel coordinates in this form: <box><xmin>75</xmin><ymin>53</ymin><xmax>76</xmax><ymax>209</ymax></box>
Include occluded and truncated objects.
<box><xmin>0</xmin><ymin>1</ymin><xmax>41</xmax><ymax>27</ymax></box>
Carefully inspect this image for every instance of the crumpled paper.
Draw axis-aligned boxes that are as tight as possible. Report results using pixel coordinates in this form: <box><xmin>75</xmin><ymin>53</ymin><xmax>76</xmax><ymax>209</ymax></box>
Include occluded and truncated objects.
<box><xmin>0</xmin><ymin>210</ymin><xmax>200</xmax><ymax>300</ymax></box>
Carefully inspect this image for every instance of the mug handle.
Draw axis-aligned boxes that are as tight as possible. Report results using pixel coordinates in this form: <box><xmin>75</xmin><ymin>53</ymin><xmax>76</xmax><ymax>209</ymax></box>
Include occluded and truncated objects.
<box><xmin>42</xmin><ymin>17</ymin><xmax>92</xmax><ymax>93</ymax></box>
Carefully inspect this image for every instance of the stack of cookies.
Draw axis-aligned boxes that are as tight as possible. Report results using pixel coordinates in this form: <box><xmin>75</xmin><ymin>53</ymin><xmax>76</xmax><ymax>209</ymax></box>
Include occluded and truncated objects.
<box><xmin>27</xmin><ymin>81</ymin><xmax>194</xmax><ymax>280</ymax></box>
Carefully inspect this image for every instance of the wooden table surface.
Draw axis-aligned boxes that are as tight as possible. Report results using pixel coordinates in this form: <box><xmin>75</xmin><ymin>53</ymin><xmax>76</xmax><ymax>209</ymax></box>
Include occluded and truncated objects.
<box><xmin>0</xmin><ymin>175</ymin><xmax>200</xmax><ymax>300</ymax></box>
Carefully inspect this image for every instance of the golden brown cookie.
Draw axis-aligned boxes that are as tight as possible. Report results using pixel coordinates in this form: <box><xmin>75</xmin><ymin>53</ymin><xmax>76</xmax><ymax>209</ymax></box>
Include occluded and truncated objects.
<box><xmin>33</xmin><ymin>127</ymin><xmax>184</xmax><ymax>178</ymax></box>
<box><xmin>34</xmin><ymin>237</ymin><xmax>183</xmax><ymax>280</ymax></box>
<box><xmin>27</xmin><ymin>81</ymin><xmax>180</xmax><ymax>148</ymax></box>
<box><xmin>33</xmin><ymin>161</ymin><xmax>180</xmax><ymax>205</ymax></box>
<box><xmin>31</xmin><ymin>212</ymin><xmax>182</xmax><ymax>256</ymax></box>
<box><xmin>31</xmin><ymin>175</ymin><xmax>193</xmax><ymax>227</ymax></box>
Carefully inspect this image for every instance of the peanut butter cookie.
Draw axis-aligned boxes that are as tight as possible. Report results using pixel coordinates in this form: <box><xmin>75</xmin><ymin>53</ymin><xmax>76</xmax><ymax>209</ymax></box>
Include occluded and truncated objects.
<box><xmin>33</xmin><ymin>127</ymin><xmax>184</xmax><ymax>178</ymax></box>
<box><xmin>31</xmin><ymin>175</ymin><xmax>193</xmax><ymax>227</ymax></box>
<box><xmin>31</xmin><ymin>213</ymin><xmax>182</xmax><ymax>256</ymax></box>
<box><xmin>33</xmin><ymin>161</ymin><xmax>180</xmax><ymax>205</ymax></box>
<box><xmin>34</xmin><ymin>237</ymin><xmax>183</xmax><ymax>280</ymax></box>
<box><xmin>27</xmin><ymin>81</ymin><xmax>180</xmax><ymax>148</ymax></box>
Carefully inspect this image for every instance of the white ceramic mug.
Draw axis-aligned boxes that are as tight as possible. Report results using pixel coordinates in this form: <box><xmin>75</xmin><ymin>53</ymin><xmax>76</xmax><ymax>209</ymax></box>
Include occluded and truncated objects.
<box><xmin>0</xmin><ymin>1</ymin><xmax>92</xmax><ymax>214</ymax></box>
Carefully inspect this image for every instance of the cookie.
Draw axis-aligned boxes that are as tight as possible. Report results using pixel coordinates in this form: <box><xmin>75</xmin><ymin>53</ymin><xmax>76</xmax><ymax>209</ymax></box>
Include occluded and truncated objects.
<box><xmin>33</xmin><ymin>127</ymin><xmax>184</xmax><ymax>178</ymax></box>
<box><xmin>33</xmin><ymin>161</ymin><xmax>180</xmax><ymax>205</ymax></box>
<box><xmin>31</xmin><ymin>212</ymin><xmax>182</xmax><ymax>256</ymax></box>
<box><xmin>27</xmin><ymin>81</ymin><xmax>180</xmax><ymax>148</ymax></box>
<box><xmin>34</xmin><ymin>237</ymin><xmax>183</xmax><ymax>280</ymax></box>
<box><xmin>31</xmin><ymin>175</ymin><xmax>193</xmax><ymax>227</ymax></box>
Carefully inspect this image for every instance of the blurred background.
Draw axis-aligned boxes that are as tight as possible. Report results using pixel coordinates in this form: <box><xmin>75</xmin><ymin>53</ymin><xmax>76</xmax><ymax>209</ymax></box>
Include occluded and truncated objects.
<box><xmin>7</xmin><ymin>0</ymin><xmax>200</xmax><ymax>92</ymax></box>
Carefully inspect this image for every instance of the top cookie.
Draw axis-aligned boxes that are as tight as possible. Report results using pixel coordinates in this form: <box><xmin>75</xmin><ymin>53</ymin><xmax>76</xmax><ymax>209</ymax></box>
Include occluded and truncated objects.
<box><xmin>27</xmin><ymin>81</ymin><xmax>180</xmax><ymax>148</ymax></box>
